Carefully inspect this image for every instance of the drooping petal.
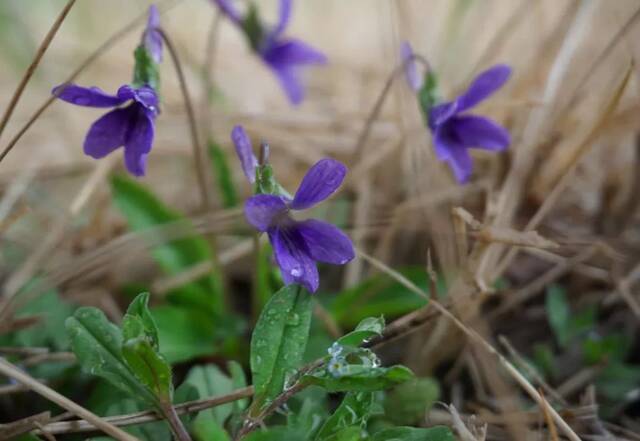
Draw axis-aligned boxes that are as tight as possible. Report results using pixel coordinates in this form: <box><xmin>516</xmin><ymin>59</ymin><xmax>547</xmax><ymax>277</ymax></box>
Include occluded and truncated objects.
<box><xmin>455</xmin><ymin>64</ymin><xmax>511</xmax><ymax>113</ymax></box>
<box><xmin>144</xmin><ymin>4</ymin><xmax>163</xmax><ymax>63</ymax></box>
<box><xmin>446</xmin><ymin>144</ymin><xmax>473</xmax><ymax>184</ymax></box>
<box><xmin>262</xmin><ymin>39</ymin><xmax>327</xmax><ymax>105</ymax></box>
<box><xmin>123</xmin><ymin>105</ymin><xmax>155</xmax><ymax>176</ymax></box>
<box><xmin>270</xmin><ymin>226</ymin><xmax>319</xmax><ymax>292</ymax></box>
<box><xmin>52</xmin><ymin>84</ymin><xmax>127</xmax><ymax>108</ymax></box>
<box><xmin>269</xmin><ymin>0</ymin><xmax>292</xmax><ymax>40</ymax></box>
<box><xmin>296</xmin><ymin>219</ymin><xmax>354</xmax><ymax>265</ymax></box>
<box><xmin>434</xmin><ymin>122</ymin><xmax>474</xmax><ymax>182</ymax></box>
<box><xmin>210</xmin><ymin>0</ymin><xmax>242</xmax><ymax>24</ymax></box>
<box><xmin>451</xmin><ymin>115</ymin><xmax>510</xmax><ymax>151</ymax></box>
<box><xmin>83</xmin><ymin>107</ymin><xmax>132</xmax><ymax>158</ymax></box>
<box><xmin>231</xmin><ymin>125</ymin><xmax>258</xmax><ymax>183</ymax></box>
<box><xmin>401</xmin><ymin>41</ymin><xmax>423</xmax><ymax>92</ymax></box>
<box><xmin>244</xmin><ymin>194</ymin><xmax>288</xmax><ymax>232</ymax></box>
<box><xmin>290</xmin><ymin>158</ymin><xmax>347</xmax><ymax>210</ymax></box>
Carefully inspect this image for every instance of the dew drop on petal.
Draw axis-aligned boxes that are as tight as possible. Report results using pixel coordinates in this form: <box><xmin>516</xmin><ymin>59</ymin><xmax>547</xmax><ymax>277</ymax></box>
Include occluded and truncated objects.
<box><xmin>290</xmin><ymin>266</ymin><xmax>302</xmax><ymax>277</ymax></box>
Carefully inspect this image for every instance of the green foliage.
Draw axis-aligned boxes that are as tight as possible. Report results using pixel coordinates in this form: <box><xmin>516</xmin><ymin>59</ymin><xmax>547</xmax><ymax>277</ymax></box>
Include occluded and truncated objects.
<box><xmin>383</xmin><ymin>378</ymin><xmax>439</xmax><ymax>425</ymax></box>
<box><xmin>111</xmin><ymin>174</ymin><xmax>224</xmax><ymax>312</ymax></box>
<box><xmin>371</xmin><ymin>426</ymin><xmax>454</xmax><ymax>441</ymax></box>
<box><xmin>417</xmin><ymin>71</ymin><xmax>439</xmax><ymax>123</ymax></box>
<box><xmin>243</xmin><ymin>427</ymin><xmax>306</xmax><ymax>441</ymax></box>
<box><xmin>66</xmin><ymin>294</ymin><xmax>176</xmax><ymax>410</ymax></box>
<box><xmin>329</xmin><ymin>268</ymin><xmax>430</xmax><ymax>328</ymax></box>
<box><xmin>546</xmin><ymin>285</ymin><xmax>595</xmax><ymax>347</ymax></box>
<box><xmin>184</xmin><ymin>364</ymin><xmax>234</xmax><ymax>429</ymax></box>
<box><xmin>315</xmin><ymin>392</ymin><xmax>374</xmax><ymax>440</ymax></box>
<box><xmin>209</xmin><ymin>140</ymin><xmax>238</xmax><ymax>209</ymax></box>
<box><xmin>250</xmin><ymin>284</ymin><xmax>312</xmax><ymax>410</ymax></box>
<box><xmin>132</xmin><ymin>45</ymin><xmax>160</xmax><ymax>90</ymax></box>
<box><xmin>583</xmin><ymin>333</ymin><xmax>631</xmax><ymax>365</ymax></box>
<box><xmin>303</xmin><ymin>365</ymin><xmax>414</xmax><ymax>393</ymax></box>
<box><xmin>337</xmin><ymin>316</ymin><xmax>384</xmax><ymax>347</ymax></box>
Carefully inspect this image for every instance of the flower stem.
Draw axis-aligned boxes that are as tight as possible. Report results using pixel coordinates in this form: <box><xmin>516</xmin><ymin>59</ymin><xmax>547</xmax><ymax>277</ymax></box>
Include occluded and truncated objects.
<box><xmin>158</xmin><ymin>28</ymin><xmax>213</xmax><ymax>210</ymax></box>
<box><xmin>160</xmin><ymin>401</ymin><xmax>192</xmax><ymax>441</ymax></box>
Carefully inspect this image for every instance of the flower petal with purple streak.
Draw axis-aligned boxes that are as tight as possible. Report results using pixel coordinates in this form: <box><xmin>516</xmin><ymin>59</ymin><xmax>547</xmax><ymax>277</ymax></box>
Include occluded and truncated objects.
<box><xmin>211</xmin><ymin>0</ymin><xmax>242</xmax><ymax>23</ymax></box>
<box><xmin>245</xmin><ymin>194</ymin><xmax>289</xmax><ymax>232</ymax></box>
<box><xmin>455</xmin><ymin>64</ymin><xmax>511</xmax><ymax>113</ymax></box>
<box><xmin>297</xmin><ymin>219</ymin><xmax>354</xmax><ymax>265</ymax></box>
<box><xmin>451</xmin><ymin>115</ymin><xmax>510</xmax><ymax>151</ymax></box>
<box><xmin>52</xmin><ymin>84</ymin><xmax>128</xmax><ymax>108</ymax></box>
<box><xmin>445</xmin><ymin>143</ymin><xmax>473</xmax><ymax>184</ymax></box>
<box><xmin>83</xmin><ymin>107</ymin><xmax>132</xmax><ymax>158</ymax></box>
<box><xmin>290</xmin><ymin>158</ymin><xmax>347</xmax><ymax>210</ymax></box>
<box><xmin>270</xmin><ymin>226</ymin><xmax>319</xmax><ymax>292</ymax></box>
<box><xmin>267</xmin><ymin>0</ymin><xmax>293</xmax><ymax>40</ymax></box>
<box><xmin>231</xmin><ymin>125</ymin><xmax>258</xmax><ymax>183</ymax></box>
<box><xmin>123</xmin><ymin>106</ymin><xmax>155</xmax><ymax>176</ymax></box>
<box><xmin>117</xmin><ymin>85</ymin><xmax>158</xmax><ymax>112</ymax></box>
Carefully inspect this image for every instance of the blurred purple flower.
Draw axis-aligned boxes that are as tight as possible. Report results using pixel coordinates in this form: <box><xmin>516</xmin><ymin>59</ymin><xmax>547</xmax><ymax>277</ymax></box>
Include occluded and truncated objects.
<box><xmin>52</xmin><ymin>84</ymin><xmax>159</xmax><ymax>177</ymax></box>
<box><xmin>401</xmin><ymin>41</ymin><xmax>422</xmax><ymax>92</ymax></box>
<box><xmin>244</xmin><ymin>158</ymin><xmax>354</xmax><ymax>292</ymax></box>
<box><xmin>212</xmin><ymin>0</ymin><xmax>327</xmax><ymax>105</ymax></box>
<box><xmin>143</xmin><ymin>4</ymin><xmax>163</xmax><ymax>63</ymax></box>
<box><xmin>231</xmin><ymin>125</ymin><xmax>258</xmax><ymax>183</ymax></box>
<box><xmin>428</xmin><ymin>64</ymin><xmax>511</xmax><ymax>183</ymax></box>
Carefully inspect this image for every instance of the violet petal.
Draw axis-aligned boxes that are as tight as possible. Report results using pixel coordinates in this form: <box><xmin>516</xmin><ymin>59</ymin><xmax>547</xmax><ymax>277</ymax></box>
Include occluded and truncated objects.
<box><xmin>269</xmin><ymin>0</ymin><xmax>293</xmax><ymax>40</ymax></box>
<box><xmin>297</xmin><ymin>219</ymin><xmax>354</xmax><ymax>265</ymax></box>
<box><xmin>446</xmin><ymin>143</ymin><xmax>473</xmax><ymax>183</ymax></box>
<box><xmin>290</xmin><ymin>158</ymin><xmax>347</xmax><ymax>210</ymax></box>
<box><xmin>455</xmin><ymin>64</ymin><xmax>511</xmax><ymax>113</ymax></box>
<box><xmin>123</xmin><ymin>106</ymin><xmax>155</xmax><ymax>176</ymax></box>
<box><xmin>231</xmin><ymin>125</ymin><xmax>258</xmax><ymax>183</ymax></box>
<box><xmin>211</xmin><ymin>0</ymin><xmax>242</xmax><ymax>24</ymax></box>
<box><xmin>452</xmin><ymin>115</ymin><xmax>510</xmax><ymax>151</ymax></box>
<box><xmin>144</xmin><ymin>5</ymin><xmax>163</xmax><ymax>63</ymax></box>
<box><xmin>401</xmin><ymin>41</ymin><xmax>423</xmax><ymax>92</ymax></box>
<box><xmin>52</xmin><ymin>84</ymin><xmax>127</xmax><ymax>108</ymax></box>
<box><xmin>83</xmin><ymin>107</ymin><xmax>131</xmax><ymax>159</ymax></box>
<box><xmin>244</xmin><ymin>194</ymin><xmax>288</xmax><ymax>232</ymax></box>
<box><xmin>270</xmin><ymin>225</ymin><xmax>319</xmax><ymax>292</ymax></box>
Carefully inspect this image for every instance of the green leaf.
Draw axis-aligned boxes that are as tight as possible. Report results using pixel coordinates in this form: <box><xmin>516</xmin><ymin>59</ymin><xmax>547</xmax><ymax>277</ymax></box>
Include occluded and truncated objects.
<box><xmin>244</xmin><ymin>427</ymin><xmax>306</xmax><ymax>441</ymax></box>
<box><xmin>65</xmin><ymin>307</ymin><xmax>156</xmax><ymax>406</ymax></box>
<box><xmin>583</xmin><ymin>333</ymin><xmax>631</xmax><ymax>365</ymax></box>
<box><xmin>194</xmin><ymin>418</ymin><xmax>231</xmax><ymax>441</ymax></box>
<box><xmin>287</xmin><ymin>387</ymin><xmax>329</xmax><ymax>436</ymax></box>
<box><xmin>122</xmin><ymin>293</ymin><xmax>159</xmax><ymax>349</ymax></box>
<box><xmin>152</xmin><ymin>305</ymin><xmax>218</xmax><ymax>363</ymax></box>
<box><xmin>383</xmin><ymin>378</ymin><xmax>439</xmax><ymax>425</ymax></box>
<box><xmin>111</xmin><ymin>175</ymin><xmax>224</xmax><ymax>312</ymax></box>
<box><xmin>417</xmin><ymin>71</ymin><xmax>439</xmax><ymax>123</ymax></box>
<box><xmin>228</xmin><ymin>360</ymin><xmax>249</xmax><ymax>411</ymax></box>
<box><xmin>303</xmin><ymin>365</ymin><xmax>414</xmax><ymax>393</ymax></box>
<box><xmin>184</xmin><ymin>364</ymin><xmax>234</xmax><ymax>425</ymax></box>
<box><xmin>371</xmin><ymin>426</ymin><xmax>454</xmax><ymax>441</ymax></box>
<box><xmin>329</xmin><ymin>268</ymin><xmax>430</xmax><ymax>328</ymax></box>
<box><xmin>104</xmin><ymin>399</ymin><xmax>171</xmax><ymax>441</ymax></box>
<box><xmin>250</xmin><ymin>284</ymin><xmax>312</xmax><ymax>410</ymax></box>
<box><xmin>209</xmin><ymin>140</ymin><xmax>238</xmax><ymax>209</ymax></box>
<box><xmin>337</xmin><ymin>316</ymin><xmax>384</xmax><ymax>347</ymax></box>
<box><xmin>122</xmin><ymin>336</ymin><xmax>173</xmax><ymax>401</ymax></box>
<box><xmin>546</xmin><ymin>285</ymin><xmax>571</xmax><ymax>347</ymax></box>
<box><xmin>596</xmin><ymin>362</ymin><xmax>640</xmax><ymax>401</ymax></box>
<box><xmin>315</xmin><ymin>392</ymin><xmax>374</xmax><ymax>440</ymax></box>
<box><xmin>133</xmin><ymin>45</ymin><xmax>160</xmax><ymax>90</ymax></box>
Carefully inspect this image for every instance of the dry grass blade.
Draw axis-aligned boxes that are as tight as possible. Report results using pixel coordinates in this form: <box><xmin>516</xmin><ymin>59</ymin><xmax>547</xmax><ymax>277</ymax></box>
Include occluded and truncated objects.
<box><xmin>0</xmin><ymin>0</ymin><xmax>77</xmax><ymax>141</ymax></box>
<box><xmin>356</xmin><ymin>249</ymin><xmax>582</xmax><ymax>441</ymax></box>
<box><xmin>0</xmin><ymin>358</ymin><xmax>137</xmax><ymax>441</ymax></box>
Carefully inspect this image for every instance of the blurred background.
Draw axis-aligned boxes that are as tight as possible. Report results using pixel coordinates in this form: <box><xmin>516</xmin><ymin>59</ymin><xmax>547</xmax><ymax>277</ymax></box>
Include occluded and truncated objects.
<box><xmin>1</xmin><ymin>0</ymin><xmax>640</xmax><ymax>439</ymax></box>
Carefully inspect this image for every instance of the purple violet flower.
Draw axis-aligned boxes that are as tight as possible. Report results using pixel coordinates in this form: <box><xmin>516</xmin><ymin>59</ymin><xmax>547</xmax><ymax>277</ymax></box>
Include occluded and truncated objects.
<box><xmin>52</xmin><ymin>84</ymin><xmax>159</xmax><ymax>177</ymax></box>
<box><xmin>428</xmin><ymin>64</ymin><xmax>511</xmax><ymax>183</ymax></box>
<box><xmin>231</xmin><ymin>125</ymin><xmax>258</xmax><ymax>183</ymax></box>
<box><xmin>401</xmin><ymin>41</ymin><xmax>423</xmax><ymax>92</ymax></box>
<box><xmin>143</xmin><ymin>4</ymin><xmax>163</xmax><ymax>63</ymax></box>
<box><xmin>244</xmin><ymin>158</ymin><xmax>355</xmax><ymax>292</ymax></box>
<box><xmin>212</xmin><ymin>0</ymin><xmax>327</xmax><ymax>105</ymax></box>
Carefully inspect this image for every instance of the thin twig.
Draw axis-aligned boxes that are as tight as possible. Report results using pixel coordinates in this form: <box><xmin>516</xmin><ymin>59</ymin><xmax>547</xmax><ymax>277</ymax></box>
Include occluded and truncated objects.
<box><xmin>158</xmin><ymin>28</ymin><xmax>212</xmax><ymax>209</ymax></box>
<box><xmin>0</xmin><ymin>357</ymin><xmax>136</xmax><ymax>441</ymax></box>
<box><xmin>160</xmin><ymin>401</ymin><xmax>192</xmax><ymax>441</ymax></box>
<box><xmin>357</xmin><ymin>249</ymin><xmax>583</xmax><ymax>441</ymax></box>
<box><xmin>0</xmin><ymin>0</ymin><xmax>77</xmax><ymax>141</ymax></box>
<box><xmin>35</xmin><ymin>386</ymin><xmax>254</xmax><ymax>436</ymax></box>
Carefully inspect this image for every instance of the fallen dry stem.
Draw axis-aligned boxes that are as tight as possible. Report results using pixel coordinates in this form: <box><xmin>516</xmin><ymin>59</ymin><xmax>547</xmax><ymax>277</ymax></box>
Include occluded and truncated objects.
<box><xmin>357</xmin><ymin>249</ymin><xmax>582</xmax><ymax>441</ymax></box>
